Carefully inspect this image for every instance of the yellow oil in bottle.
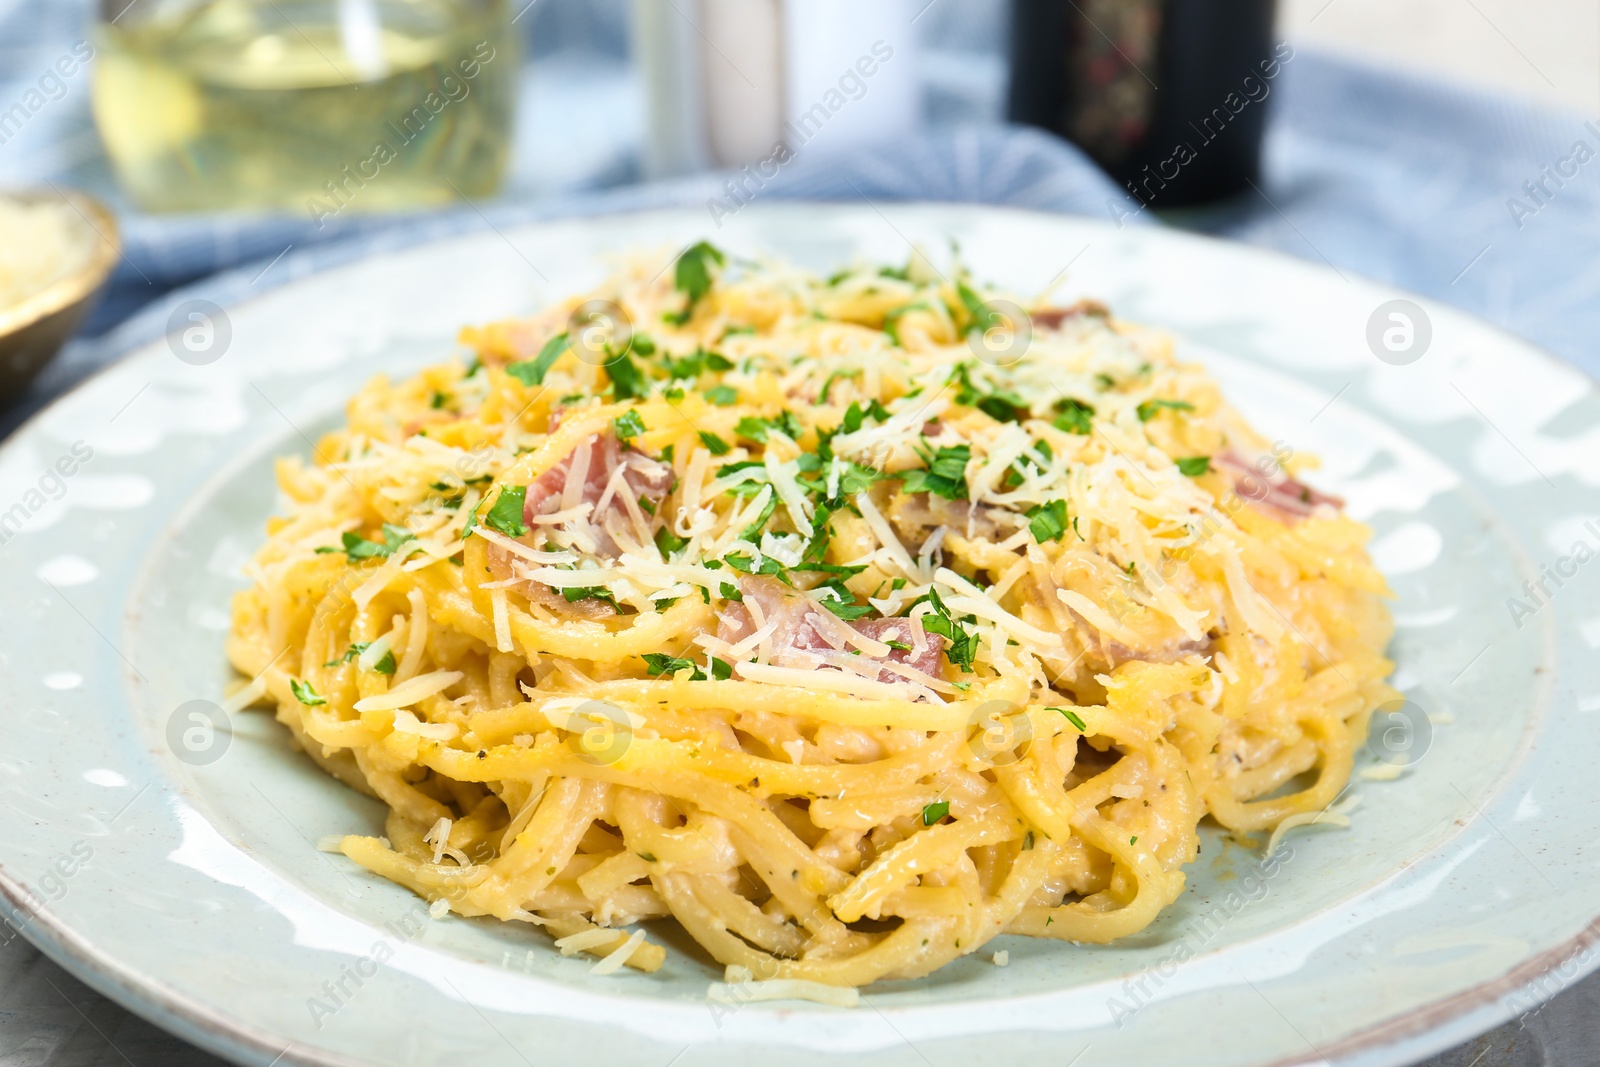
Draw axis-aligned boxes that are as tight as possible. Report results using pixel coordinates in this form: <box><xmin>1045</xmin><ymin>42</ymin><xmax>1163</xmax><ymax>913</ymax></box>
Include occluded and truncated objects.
<box><xmin>93</xmin><ymin>0</ymin><xmax>516</xmax><ymax>216</ymax></box>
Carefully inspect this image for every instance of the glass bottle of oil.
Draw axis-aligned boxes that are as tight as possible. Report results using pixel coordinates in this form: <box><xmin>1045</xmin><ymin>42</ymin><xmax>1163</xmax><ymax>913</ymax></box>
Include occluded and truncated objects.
<box><xmin>92</xmin><ymin>0</ymin><xmax>517</xmax><ymax>216</ymax></box>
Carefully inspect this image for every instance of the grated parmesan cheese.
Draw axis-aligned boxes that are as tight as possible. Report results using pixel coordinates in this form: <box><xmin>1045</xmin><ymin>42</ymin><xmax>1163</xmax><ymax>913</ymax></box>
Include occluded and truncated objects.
<box><xmin>590</xmin><ymin>929</ymin><xmax>647</xmax><ymax>975</ymax></box>
<box><xmin>1265</xmin><ymin>794</ymin><xmax>1362</xmax><ymax>857</ymax></box>
<box><xmin>353</xmin><ymin>670</ymin><xmax>462</xmax><ymax>713</ymax></box>
<box><xmin>391</xmin><ymin>708</ymin><xmax>458</xmax><ymax>740</ymax></box>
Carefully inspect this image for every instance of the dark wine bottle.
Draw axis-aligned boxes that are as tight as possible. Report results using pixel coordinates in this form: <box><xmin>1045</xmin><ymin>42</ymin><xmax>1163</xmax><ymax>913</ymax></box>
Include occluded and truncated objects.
<box><xmin>1007</xmin><ymin>0</ymin><xmax>1281</xmax><ymax>208</ymax></box>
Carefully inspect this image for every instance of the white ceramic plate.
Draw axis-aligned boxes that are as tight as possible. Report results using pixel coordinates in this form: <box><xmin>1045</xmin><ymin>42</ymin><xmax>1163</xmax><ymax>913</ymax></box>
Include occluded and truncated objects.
<box><xmin>2</xmin><ymin>205</ymin><xmax>1597</xmax><ymax>1067</ymax></box>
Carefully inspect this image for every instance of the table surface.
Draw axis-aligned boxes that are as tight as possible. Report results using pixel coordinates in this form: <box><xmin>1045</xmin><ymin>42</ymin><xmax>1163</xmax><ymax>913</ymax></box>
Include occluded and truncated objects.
<box><xmin>4</xmin><ymin>2</ymin><xmax>1599</xmax><ymax>1065</ymax></box>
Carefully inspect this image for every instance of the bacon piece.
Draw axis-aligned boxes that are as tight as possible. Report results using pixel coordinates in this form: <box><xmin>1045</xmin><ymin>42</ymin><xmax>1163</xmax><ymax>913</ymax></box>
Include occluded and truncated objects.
<box><xmin>483</xmin><ymin>432</ymin><xmax>670</xmax><ymax>616</ymax></box>
<box><xmin>885</xmin><ymin>491</ymin><xmax>1004</xmax><ymax>549</ymax></box>
<box><xmin>718</xmin><ymin>577</ymin><xmax>944</xmax><ymax>686</ymax></box>
<box><xmin>1213</xmin><ymin>448</ymin><xmax>1341</xmax><ymax>525</ymax></box>
<box><xmin>1031</xmin><ymin>299</ymin><xmax>1110</xmax><ymax>331</ymax></box>
<box><xmin>522</xmin><ymin>433</ymin><xmax>670</xmax><ymax>556</ymax></box>
<box><xmin>1101</xmin><ymin>635</ymin><xmax>1214</xmax><ymax>667</ymax></box>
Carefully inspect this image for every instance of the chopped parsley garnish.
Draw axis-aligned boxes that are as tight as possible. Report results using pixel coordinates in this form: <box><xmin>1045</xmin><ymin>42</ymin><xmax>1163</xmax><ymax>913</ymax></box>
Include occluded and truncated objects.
<box><xmin>612</xmin><ymin>409</ymin><xmax>647</xmax><ymax>441</ymax></box>
<box><xmin>796</xmin><ymin>560</ymin><xmax>867</xmax><ymax>579</ymax></box>
<box><xmin>953</xmin><ymin>364</ymin><xmax>1028</xmax><ymax>423</ymax></box>
<box><xmin>562</xmin><ymin>586</ymin><xmax>618</xmax><ymax>607</ymax></box>
<box><xmin>316</xmin><ymin>523</ymin><xmax>417</xmax><ymax>563</ymax></box>
<box><xmin>1052</xmin><ymin>707</ymin><xmax>1088</xmax><ymax>732</ymax></box>
<box><xmin>840</xmin><ymin>399</ymin><xmax>891</xmax><ymax>434</ymax></box>
<box><xmin>607</xmin><ymin>352</ymin><xmax>650</xmax><ymax>400</ymax></box>
<box><xmin>710</xmin><ymin>656</ymin><xmax>734</xmax><ymax>681</ymax></box>
<box><xmin>735</xmin><ymin>411</ymin><xmax>801</xmax><ymax>443</ymax></box>
<box><xmin>484</xmin><ymin>485</ymin><xmax>528</xmax><ymax>538</ymax></box>
<box><xmin>715</xmin><ymin>460</ymin><xmax>768</xmax><ymax>496</ymax></box>
<box><xmin>884</xmin><ymin>639</ymin><xmax>912</xmax><ymax>652</ymax></box>
<box><xmin>640</xmin><ymin>653</ymin><xmax>705</xmax><ymax>680</ymax></box>
<box><xmin>921</xmin><ymin>800</ymin><xmax>951</xmax><ymax>825</ymax></box>
<box><xmin>630</xmin><ymin>333</ymin><xmax>656</xmax><ymax>356</ymax></box>
<box><xmin>698</xmin><ymin>431</ymin><xmax>731</xmax><ymax>456</ymax></box>
<box><xmin>1176</xmin><ymin>455</ymin><xmax>1212</xmax><ymax>477</ymax></box>
<box><xmin>721</xmin><ymin>552</ymin><xmax>784</xmax><ymax>577</ymax></box>
<box><xmin>460</xmin><ymin>497</ymin><xmax>485</xmax><ymax>539</ymax></box>
<box><xmin>1003</xmin><ymin>440</ymin><xmax>1054</xmax><ymax>490</ymax></box>
<box><xmin>506</xmin><ymin>332</ymin><xmax>569</xmax><ymax>387</ymax></box>
<box><xmin>821</xmin><ymin>600</ymin><xmax>874</xmax><ymax>622</ymax></box>
<box><xmin>1136</xmin><ymin>398</ymin><xmax>1194</xmax><ymax>422</ymax></box>
<box><xmin>290</xmin><ymin>679</ymin><xmax>325</xmax><ymax>706</ymax></box>
<box><xmin>913</xmin><ymin>587</ymin><xmax>978</xmax><ymax>672</ymax></box>
<box><xmin>795</xmin><ymin>454</ymin><xmax>883</xmax><ymax>506</ymax></box>
<box><xmin>324</xmin><ymin>644</ymin><xmax>365</xmax><ymax>667</ymax></box>
<box><xmin>665</xmin><ymin>241</ymin><xmax>725</xmax><ymax>325</ymax></box>
<box><xmin>900</xmin><ymin>443</ymin><xmax>970</xmax><ymax>500</ymax></box>
<box><xmin>817</xmin><ymin>580</ymin><xmax>873</xmax><ymax>621</ymax></box>
<box><xmin>955</xmin><ymin>281</ymin><xmax>1001</xmax><ymax>337</ymax></box>
<box><xmin>1026</xmin><ymin>499</ymin><xmax>1070</xmax><ymax>544</ymax></box>
<box><xmin>1052</xmin><ymin>398</ymin><xmax>1095</xmax><ymax>435</ymax></box>
<box><xmin>663</xmin><ymin>347</ymin><xmax>732</xmax><ymax>379</ymax></box>
<box><xmin>738</xmin><ymin>491</ymin><xmax>778</xmax><ymax>541</ymax></box>
<box><xmin>324</xmin><ymin>642</ymin><xmax>394</xmax><ymax>673</ymax></box>
<box><xmin>816</xmin><ymin>368</ymin><xmax>860</xmax><ymax>406</ymax></box>
<box><xmin>799</xmin><ymin>501</ymin><xmax>835</xmax><ymax>567</ymax></box>
<box><xmin>654</xmin><ymin>526</ymin><xmax>688</xmax><ymax>557</ymax></box>
<box><xmin>429</xmin><ymin>391</ymin><xmax>448</xmax><ymax>409</ymax></box>
<box><xmin>703</xmin><ymin>384</ymin><xmax>739</xmax><ymax>406</ymax></box>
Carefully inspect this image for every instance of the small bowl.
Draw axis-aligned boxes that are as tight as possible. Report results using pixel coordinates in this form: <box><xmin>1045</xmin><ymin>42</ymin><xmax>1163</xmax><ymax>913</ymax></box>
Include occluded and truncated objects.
<box><xmin>0</xmin><ymin>188</ymin><xmax>121</xmax><ymax>398</ymax></box>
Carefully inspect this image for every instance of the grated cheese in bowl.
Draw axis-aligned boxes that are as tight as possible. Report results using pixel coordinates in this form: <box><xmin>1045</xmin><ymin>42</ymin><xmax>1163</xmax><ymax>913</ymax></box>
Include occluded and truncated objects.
<box><xmin>0</xmin><ymin>195</ymin><xmax>97</xmax><ymax>315</ymax></box>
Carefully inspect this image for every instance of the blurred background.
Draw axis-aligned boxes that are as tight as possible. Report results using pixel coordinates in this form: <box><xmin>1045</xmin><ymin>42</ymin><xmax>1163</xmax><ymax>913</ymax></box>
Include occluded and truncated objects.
<box><xmin>1</xmin><ymin>0</ymin><xmax>1598</xmax><ymax>1063</ymax></box>
<box><xmin>0</xmin><ymin>0</ymin><xmax>1596</xmax><ymax>371</ymax></box>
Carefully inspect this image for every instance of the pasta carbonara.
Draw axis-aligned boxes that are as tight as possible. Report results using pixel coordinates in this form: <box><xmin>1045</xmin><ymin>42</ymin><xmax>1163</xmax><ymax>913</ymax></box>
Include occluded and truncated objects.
<box><xmin>227</xmin><ymin>243</ymin><xmax>1396</xmax><ymax>991</ymax></box>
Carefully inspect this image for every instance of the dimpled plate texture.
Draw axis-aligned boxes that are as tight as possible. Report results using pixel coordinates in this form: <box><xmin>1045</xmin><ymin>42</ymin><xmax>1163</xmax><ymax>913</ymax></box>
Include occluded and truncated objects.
<box><xmin>1</xmin><ymin>205</ymin><xmax>1597</xmax><ymax>1067</ymax></box>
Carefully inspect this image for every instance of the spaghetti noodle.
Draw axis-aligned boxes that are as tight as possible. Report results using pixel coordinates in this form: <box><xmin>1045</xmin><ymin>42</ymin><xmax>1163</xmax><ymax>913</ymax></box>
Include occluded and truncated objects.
<box><xmin>227</xmin><ymin>244</ymin><xmax>1396</xmax><ymax>986</ymax></box>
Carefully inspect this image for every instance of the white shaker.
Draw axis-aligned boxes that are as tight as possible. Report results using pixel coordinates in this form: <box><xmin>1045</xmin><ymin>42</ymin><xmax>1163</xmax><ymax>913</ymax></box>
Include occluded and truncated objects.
<box><xmin>633</xmin><ymin>0</ymin><xmax>921</xmax><ymax>178</ymax></box>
